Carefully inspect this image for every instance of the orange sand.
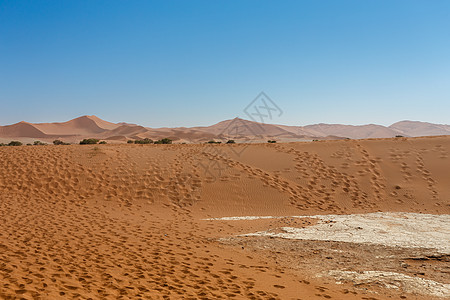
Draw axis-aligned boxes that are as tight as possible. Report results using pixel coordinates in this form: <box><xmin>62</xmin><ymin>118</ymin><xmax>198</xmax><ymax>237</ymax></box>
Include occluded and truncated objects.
<box><xmin>0</xmin><ymin>136</ymin><xmax>449</xmax><ymax>299</ymax></box>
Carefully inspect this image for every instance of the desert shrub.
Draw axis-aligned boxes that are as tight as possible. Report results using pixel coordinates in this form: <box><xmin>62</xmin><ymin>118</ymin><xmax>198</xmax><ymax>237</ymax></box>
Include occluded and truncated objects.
<box><xmin>134</xmin><ymin>138</ymin><xmax>153</xmax><ymax>144</ymax></box>
<box><xmin>34</xmin><ymin>141</ymin><xmax>47</xmax><ymax>145</ymax></box>
<box><xmin>267</xmin><ymin>140</ymin><xmax>277</xmax><ymax>143</ymax></box>
<box><xmin>127</xmin><ymin>140</ymin><xmax>134</xmax><ymax>144</ymax></box>
<box><xmin>99</xmin><ymin>141</ymin><xmax>107</xmax><ymax>144</ymax></box>
<box><xmin>0</xmin><ymin>143</ymin><xmax>6</xmax><ymax>147</ymax></box>
<box><xmin>395</xmin><ymin>135</ymin><xmax>404</xmax><ymax>138</ymax></box>
<box><xmin>80</xmin><ymin>138</ymin><xmax>99</xmax><ymax>145</ymax></box>
<box><xmin>8</xmin><ymin>141</ymin><xmax>23</xmax><ymax>146</ymax></box>
<box><xmin>53</xmin><ymin>139</ymin><xmax>69</xmax><ymax>145</ymax></box>
<box><xmin>226</xmin><ymin>140</ymin><xmax>236</xmax><ymax>144</ymax></box>
<box><xmin>155</xmin><ymin>138</ymin><xmax>172</xmax><ymax>144</ymax></box>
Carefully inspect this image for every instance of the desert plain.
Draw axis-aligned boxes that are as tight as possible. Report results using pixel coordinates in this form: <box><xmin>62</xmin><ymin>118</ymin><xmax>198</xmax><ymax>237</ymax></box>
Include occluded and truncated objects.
<box><xmin>0</xmin><ymin>136</ymin><xmax>449</xmax><ymax>299</ymax></box>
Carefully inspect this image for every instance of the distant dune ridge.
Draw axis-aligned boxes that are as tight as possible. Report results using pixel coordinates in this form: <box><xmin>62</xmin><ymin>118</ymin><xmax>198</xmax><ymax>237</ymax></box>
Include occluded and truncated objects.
<box><xmin>0</xmin><ymin>115</ymin><xmax>449</xmax><ymax>143</ymax></box>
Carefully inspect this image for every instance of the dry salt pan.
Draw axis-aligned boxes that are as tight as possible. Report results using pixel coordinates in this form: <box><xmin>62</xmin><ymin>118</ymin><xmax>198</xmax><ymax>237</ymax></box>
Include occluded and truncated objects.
<box><xmin>207</xmin><ymin>212</ymin><xmax>450</xmax><ymax>298</ymax></box>
<box><xmin>320</xmin><ymin>270</ymin><xmax>450</xmax><ymax>298</ymax></box>
<box><xmin>208</xmin><ymin>212</ymin><xmax>450</xmax><ymax>254</ymax></box>
<box><xmin>243</xmin><ymin>212</ymin><xmax>450</xmax><ymax>254</ymax></box>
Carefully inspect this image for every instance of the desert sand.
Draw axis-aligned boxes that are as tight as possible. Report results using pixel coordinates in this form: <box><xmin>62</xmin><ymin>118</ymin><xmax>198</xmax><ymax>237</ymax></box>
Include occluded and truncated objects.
<box><xmin>0</xmin><ymin>135</ymin><xmax>449</xmax><ymax>299</ymax></box>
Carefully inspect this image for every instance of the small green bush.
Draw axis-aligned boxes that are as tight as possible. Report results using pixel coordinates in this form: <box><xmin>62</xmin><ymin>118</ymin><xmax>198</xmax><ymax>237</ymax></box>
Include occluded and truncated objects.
<box><xmin>134</xmin><ymin>138</ymin><xmax>153</xmax><ymax>144</ymax></box>
<box><xmin>8</xmin><ymin>141</ymin><xmax>23</xmax><ymax>146</ymax></box>
<box><xmin>99</xmin><ymin>141</ymin><xmax>107</xmax><ymax>144</ymax></box>
<box><xmin>154</xmin><ymin>138</ymin><xmax>172</xmax><ymax>144</ymax></box>
<box><xmin>127</xmin><ymin>140</ymin><xmax>134</xmax><ymax>144</ymax></box>
<box><xmin>34</xmin><ymin>141</ymin><xmax>47</xmax><ymax>145</ymax></box>
<box><xmin>53</xmin><ymin>139</ymin><xmax>69</xmax><ymax>145</ymax></box>
<box><xmin>267</xmin><ymin>140</ymin><xmax>277</xmax><ymax>143</ymax></box>
<box><xmin>226</xmin><ymin>140</ymin><xmax>235</xmax><ymax>144</ymax></box>
<box><xmin>80</xmin><ymin>138</ymin><xmax>99</xmax><ymax>145</ymax></box>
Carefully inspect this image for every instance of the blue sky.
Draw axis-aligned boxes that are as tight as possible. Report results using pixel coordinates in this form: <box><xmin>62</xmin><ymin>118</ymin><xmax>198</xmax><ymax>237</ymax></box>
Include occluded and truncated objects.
<box><xmin>1</xmin><ymin>0</ymin><xmax>449</xmax><ymax>127</ymax></box>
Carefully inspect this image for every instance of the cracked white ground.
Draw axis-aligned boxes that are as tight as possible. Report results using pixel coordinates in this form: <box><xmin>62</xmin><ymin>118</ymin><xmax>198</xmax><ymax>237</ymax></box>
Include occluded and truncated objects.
<box><xmin>208</xmin><ymin>212</ymin><xmax>450</xmax><ymax>298</ymax></box>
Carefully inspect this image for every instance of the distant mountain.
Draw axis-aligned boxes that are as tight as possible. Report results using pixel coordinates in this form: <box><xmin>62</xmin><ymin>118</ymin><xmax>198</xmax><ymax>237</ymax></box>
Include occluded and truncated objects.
<box><xmin>301</xmin><ymin>123</ymin><xmax>403</xmax><ymax>139</ymax></box>
<box><xmin>389</xmin><ymin>121</ymin><xmax>450</xmax><ymax>137</ymax></box>
<box><xmin>0</xmin><ymin>115</ymin><xmax>448</xmax><ymax>143</ymax></box>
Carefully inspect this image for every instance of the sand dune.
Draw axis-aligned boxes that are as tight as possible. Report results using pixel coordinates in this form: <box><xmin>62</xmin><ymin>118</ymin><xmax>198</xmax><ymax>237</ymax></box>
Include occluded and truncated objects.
<box><xmin>0</xmin><ymin>122</ymin><xmax>50</xmax><ymax>138</ymax></box>
<box><xmin>33</xmin><ymin>116</ymin><xmax>109</xmax><ymax>136</ymax></box>
<box><xmin>1</xmin><ymin>115</ymin><xmax>448</xmax><ymax>144</ymax></box>
<box><xmin>0</xmin><ymin>135</ymin><xmax>448</xmax><ymax>299</ymax></box>
<box><xmin>99</xmin><ymin>124</ymin><xmax>148</xmax><ymax>140</ymax></box>
<box><xmin>193</xmin><ymin>118</ymin><xmax>301</xmax><ymax>139</ymax></box>
<box><xmin>86</xmin><ymin>115</ymin><xmax>121</xmax><ymax>131</ymax></box>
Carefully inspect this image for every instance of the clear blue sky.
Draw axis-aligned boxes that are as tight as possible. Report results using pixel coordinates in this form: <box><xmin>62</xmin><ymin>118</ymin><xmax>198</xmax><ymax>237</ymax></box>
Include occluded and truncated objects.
<box><xmin>1</xmin><ymin>0</ymin><xmax>449</xmax><ymax>127</ymax></box>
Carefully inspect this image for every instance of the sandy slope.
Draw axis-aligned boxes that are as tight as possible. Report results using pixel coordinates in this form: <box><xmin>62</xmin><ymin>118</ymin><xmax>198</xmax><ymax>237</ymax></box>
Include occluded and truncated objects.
<box><xmin>0</xmin><ymin>136</ymin><xmax>449</xmax><ymax>299</ymax></box>
<box><xmin>33</xmin><ymin>116</ymin><xmax>110</xmax><ymax>136</ymax></box>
